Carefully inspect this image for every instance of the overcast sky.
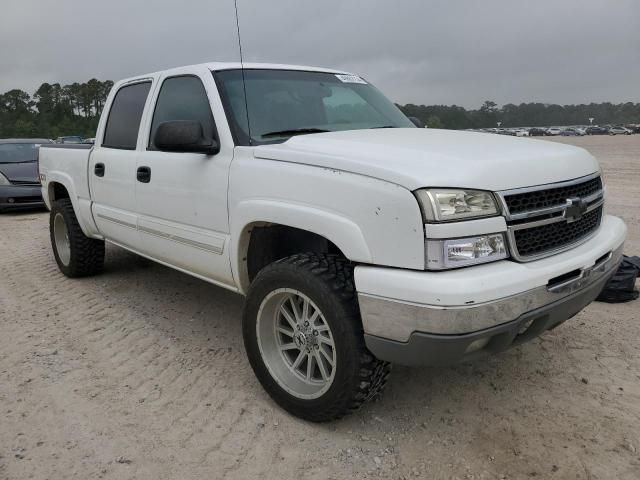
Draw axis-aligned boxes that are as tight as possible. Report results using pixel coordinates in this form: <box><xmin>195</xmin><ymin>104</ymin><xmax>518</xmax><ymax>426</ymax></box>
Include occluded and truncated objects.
<box><xmin>1</xmin><ymin>0</ymin><xmax>638</xmax><ymax>107</ymax></box>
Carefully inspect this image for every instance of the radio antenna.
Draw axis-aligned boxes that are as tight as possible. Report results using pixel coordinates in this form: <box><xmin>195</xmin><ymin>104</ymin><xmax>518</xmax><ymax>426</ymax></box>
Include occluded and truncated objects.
<box><xmin>233</xmin><ymin>0</ymin><xmax>252</xmax><ymax>144</ymax></box>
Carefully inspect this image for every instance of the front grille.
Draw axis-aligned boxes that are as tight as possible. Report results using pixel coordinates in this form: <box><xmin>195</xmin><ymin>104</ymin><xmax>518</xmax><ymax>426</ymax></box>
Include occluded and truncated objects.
<box><xmin>513</xmin><ymin>206</ymin><xmax>603</xmax><ymax>258</ymax></box>
<box><xmin>504</xmin><ymin>176</ymin><xmax>602</xmax><ymax>215</ymax></box>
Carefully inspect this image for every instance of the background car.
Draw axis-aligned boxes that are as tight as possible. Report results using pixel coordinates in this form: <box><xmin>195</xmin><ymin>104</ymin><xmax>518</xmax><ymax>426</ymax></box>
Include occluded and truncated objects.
<box><xmin>585</xmin><ymin>126</ymin><xmax>609</xmax><ymax>135</ymax></box>
<box><xmin>546</xmin><ymin>127</ymin><xmax>563</xmax><ymax>136</ymax></box>
<box><xmin>528</xmin><ymin>127</ymin><xmax>547</xmax><ymax>136</ymax></box>
<box><xmin>608</xmin><ymin>126</ymin><xmax>632</xmax><ymax>135</ymax></box>
<box><xmin>55</xmin><ymin>136</ymin><xmax>84</xmax><ymax>144</ymax></box>
<box><xmin>560</xmin><ymin>127</ymin><xmax>585</xmax><ymax>136</ymax></box>
<box><xmin>0</xmin><ymin>138</ymin><xmax>52</xmax><ymax>212</ymax></box>
<box><xmin>82</xmin><ymin>137</ymin><xmax>96</xmax><ymax>144</ymax></box>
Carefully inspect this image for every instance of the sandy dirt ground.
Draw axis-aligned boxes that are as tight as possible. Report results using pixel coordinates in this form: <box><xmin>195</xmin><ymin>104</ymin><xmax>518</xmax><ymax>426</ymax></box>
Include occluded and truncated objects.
<box><xmin>0</xmin><ymin>135</ymin><xmax>638</xmax><ymax>480</ymax></box>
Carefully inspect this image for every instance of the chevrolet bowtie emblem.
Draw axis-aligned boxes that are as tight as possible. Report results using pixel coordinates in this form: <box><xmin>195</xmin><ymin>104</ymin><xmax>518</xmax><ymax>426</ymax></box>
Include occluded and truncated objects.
<box><xmin>565</xmin><ymin>197</ymin><xmax>588</xmax><ymax>223</ymax></box>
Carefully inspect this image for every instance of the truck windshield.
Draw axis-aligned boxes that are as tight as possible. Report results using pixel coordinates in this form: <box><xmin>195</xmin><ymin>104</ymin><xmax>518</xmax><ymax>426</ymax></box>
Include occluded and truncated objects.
<box><xmin>0</xmin><ymin>143</ymin><xmax>41</xmax><ymax>163</ymax></box>
<box><xmin>214</xmin><ymin>69</ymin><xmax>414</xmax><ymax>145</ymax></box>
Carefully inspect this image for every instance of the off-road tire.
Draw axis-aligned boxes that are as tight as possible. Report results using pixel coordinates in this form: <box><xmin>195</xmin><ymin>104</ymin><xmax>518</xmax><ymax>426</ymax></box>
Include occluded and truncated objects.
<box><xmin>243</xmin><ymin>253</ymin><xmax>391</xmax><ymax>422</ymax></box>
<box><xmin>50</xmin><ymin>198</ymin><xmax>105</xmax><ymax>277</ymax></box>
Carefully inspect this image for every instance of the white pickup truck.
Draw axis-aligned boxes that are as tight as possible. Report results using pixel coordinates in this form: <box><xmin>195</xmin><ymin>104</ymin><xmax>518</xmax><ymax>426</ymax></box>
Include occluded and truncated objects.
<box><xmin>39</xmin><ymin>62</ymin><xmax>627</xmax><ymax>421</ymax></box>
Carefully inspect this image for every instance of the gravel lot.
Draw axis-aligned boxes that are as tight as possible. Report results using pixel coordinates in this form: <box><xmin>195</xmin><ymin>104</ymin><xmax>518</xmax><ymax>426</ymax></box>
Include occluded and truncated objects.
<box><xmin>1</xmin><ymin>135</ymin><xmax>638</xmax><ymax>480</ymax></box>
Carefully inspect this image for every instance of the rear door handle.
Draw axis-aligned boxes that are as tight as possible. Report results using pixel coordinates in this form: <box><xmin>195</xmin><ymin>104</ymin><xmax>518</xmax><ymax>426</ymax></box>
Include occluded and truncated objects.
<box><xmin>94</xmin><ymin>163</ymin><xmax>105</xmax><ymax>177</ymax></box>
<box><xmin>137</xmin><ymin>166</ymin><xmax>151</xmax><ymax>183</ymax></box>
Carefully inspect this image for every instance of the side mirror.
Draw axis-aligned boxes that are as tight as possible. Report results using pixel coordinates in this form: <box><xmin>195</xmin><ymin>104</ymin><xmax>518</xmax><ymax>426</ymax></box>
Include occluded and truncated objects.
<box><xmin>154</xmin><ymin>120</ymin><xmax>220</xmax><ymax>155</ymax></box>
<box><xmin>408</xmin><ymin>116</ymin><xmax>425</xmax><ymax>128</ymax></box>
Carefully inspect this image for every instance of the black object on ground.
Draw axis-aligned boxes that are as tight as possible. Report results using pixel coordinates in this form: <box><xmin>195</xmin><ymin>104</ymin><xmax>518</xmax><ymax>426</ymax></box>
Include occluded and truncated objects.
<box><xmin>596</xmin><ymin>256</ymin><xmax>640</xmax><ymax>303</ymax></box>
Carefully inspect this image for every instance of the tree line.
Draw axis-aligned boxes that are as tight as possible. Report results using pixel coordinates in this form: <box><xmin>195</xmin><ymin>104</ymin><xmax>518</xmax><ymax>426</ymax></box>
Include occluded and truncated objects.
<box><xmin>1</xmin><ymin>78</ymin><xmax>639</xmax><ymax>138</ymax></box>
<box><xmin>0</xmin><ymin>79</ymin><xmax>113</xmax><ymax>139</ymax></box>
<box><xmin>399</xmin><ymin>100</ymin><xmax>640</xmax><ymax>130</ymax></box>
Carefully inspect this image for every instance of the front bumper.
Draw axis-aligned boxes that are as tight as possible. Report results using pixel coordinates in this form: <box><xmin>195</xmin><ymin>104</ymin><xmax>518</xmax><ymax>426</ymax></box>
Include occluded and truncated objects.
<box><xmin>0</xmin><ymin>184</ymin><xmax>44</xmax><ymax>211</ymax></box>
<box><xmin>356</xmin><ymin>215</ymin><xmax>626</xmax><ymax>366</ymax></box>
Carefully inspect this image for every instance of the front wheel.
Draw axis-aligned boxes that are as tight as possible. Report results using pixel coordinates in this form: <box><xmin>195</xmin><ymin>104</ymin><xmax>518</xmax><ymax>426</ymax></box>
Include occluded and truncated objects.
<box><xmin>243</xmin><ymin>253</ymin><xmax>390</xmax><ymax>422</ymax></box>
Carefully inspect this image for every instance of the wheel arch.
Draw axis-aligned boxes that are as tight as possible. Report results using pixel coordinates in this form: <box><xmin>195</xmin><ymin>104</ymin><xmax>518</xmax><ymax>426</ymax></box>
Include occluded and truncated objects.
<box><xmin>45</xmin><ymin>173</ymin><xmax>100</xmax><ymax>238</ymax></box>
<box><xmin>231</xmin><ymin>200</ymin><xmax>372</xmax><ymax>294</ymax></box>
<box><xmin>47</xmin><ymin>180</ymin><xmax>71</xmax><ymax>204</ymax></box>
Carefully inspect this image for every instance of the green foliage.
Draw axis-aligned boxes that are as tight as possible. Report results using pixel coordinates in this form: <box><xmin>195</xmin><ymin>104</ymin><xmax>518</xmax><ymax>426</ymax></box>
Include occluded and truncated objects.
<box><xmin>399</xmin><ymin>101</ymin><xmax>640</xmax><ymax>130</ymax></box>
<box><xmin>426</xmin><ymin>115</ymin><xmax>443</xmax><ymax>128</ymax></box>
<box><xmin>0</xmin><ymin>79</ymin><xmax>112</xmax><ymax>139</ymax></box>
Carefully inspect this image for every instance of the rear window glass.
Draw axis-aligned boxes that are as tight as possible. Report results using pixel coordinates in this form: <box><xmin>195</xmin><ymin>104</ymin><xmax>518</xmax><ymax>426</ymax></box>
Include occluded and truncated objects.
<box><xmin>102</xmin><ymin>82</ymin><xmax>151</xmax><ymax>150</ymax></box>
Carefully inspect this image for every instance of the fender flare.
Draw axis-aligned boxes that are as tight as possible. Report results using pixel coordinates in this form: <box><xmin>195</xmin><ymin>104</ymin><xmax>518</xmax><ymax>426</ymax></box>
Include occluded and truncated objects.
<box><xmin>45</xmin><ymin>172</ymin><xmax>99</xmax><ymax>238</ymax></box>
<box><xmin>231</xmin><ymin>199</ymin><xmax>372</xmax><ymax>294</ymax></box>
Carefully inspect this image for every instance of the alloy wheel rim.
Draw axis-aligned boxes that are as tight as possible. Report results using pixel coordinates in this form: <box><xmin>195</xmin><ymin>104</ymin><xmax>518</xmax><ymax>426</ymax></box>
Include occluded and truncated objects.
<box><xmin>256</xmin><ymin>289</ymin><xmax>337</xmax><ymax>399</ymax></box>
<box><xmin>53</xmin><ymin>213</ymin><xmax>71</xmax><ymax>266</ymax></box>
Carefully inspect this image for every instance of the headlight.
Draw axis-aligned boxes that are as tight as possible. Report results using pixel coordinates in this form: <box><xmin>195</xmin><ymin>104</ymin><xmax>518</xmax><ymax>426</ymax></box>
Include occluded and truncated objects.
<box><xmin>416</xmin><ymin>189</ymin><xmax>499</xmax><ymax>222</ymax></box>
<box><xmin>0</xmin><ymin>172</ymin><xmax>10</xmax><ymax>186</ymax></box>
<box><xmin>426</xmin><ymin>233</ymin><xmax>508</xmax><ymax>269</ymax></box>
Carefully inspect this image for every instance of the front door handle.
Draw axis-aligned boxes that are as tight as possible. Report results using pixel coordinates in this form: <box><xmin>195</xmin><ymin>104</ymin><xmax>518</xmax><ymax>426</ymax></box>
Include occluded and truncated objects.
<box><xmin>94</xmin><ymin>163</ymin><xmax>105</xmax><ymax>177</ymax></box>
<box><xmin>137</xmin><ymin>166</ymin><xmax>151</xmax><ymax>183</ymax></box>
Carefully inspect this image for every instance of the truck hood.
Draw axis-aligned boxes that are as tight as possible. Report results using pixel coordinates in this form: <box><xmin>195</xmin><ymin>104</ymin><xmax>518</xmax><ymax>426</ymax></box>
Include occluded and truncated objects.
<box><xmin>0</xmin><ymin>161</ymin><xmax>39</xmax><ymax>183</ymax></box>
<box><xmin>254</xmin><ymin>128</ymin><xmax>600</xmax><ymax>191</ymax></box>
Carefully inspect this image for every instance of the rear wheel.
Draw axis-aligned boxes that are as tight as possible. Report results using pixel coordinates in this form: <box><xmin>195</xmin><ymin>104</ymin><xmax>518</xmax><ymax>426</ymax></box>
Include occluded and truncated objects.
<box><xmin>50</xmin><ymin>198</ymin><xmax>105</xmax><ymax>277</ymax></box>
<box><xmin>243</xmin><ymin>253</ymin><xmax>391</xmax><ymax>422</ymax></box>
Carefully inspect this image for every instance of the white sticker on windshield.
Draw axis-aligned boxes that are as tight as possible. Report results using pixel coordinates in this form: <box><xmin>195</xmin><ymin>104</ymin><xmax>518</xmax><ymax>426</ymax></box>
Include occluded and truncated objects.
<box><xmin>335</xmin><ymin>74</ymin><xmax>367</xmax><ymax>84</ymax></box>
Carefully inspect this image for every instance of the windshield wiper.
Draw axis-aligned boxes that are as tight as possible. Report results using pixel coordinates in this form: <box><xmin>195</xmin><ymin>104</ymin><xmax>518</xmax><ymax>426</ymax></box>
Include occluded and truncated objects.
<box><xmin>261</xmin><ymin>128</ymin><xmax>330</xmax><ymax>138</ymax></box>
<box><xmin>371</xmin><ymin>125</ymin><xmax>397</xmax><ymax>129</ymax></box>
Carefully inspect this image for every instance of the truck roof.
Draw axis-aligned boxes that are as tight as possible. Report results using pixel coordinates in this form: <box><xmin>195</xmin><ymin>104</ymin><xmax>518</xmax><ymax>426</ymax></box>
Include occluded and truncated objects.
<box><xmin>118</xmin><ymin>62</ymin><xmax>351</xmax><ymax>86</ymax></box>
<box><xmin>207</xmin><ymin>62</ymin><xmax>349</xmax><ymax>74</ymax></box>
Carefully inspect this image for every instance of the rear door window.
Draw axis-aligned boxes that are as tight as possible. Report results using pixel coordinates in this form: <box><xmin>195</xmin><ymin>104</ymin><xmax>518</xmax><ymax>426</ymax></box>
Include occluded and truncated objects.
<box><xmin>102</xmin><ymin>82</ymin><xmax>152</xmax><ymax>150</ymax></box>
